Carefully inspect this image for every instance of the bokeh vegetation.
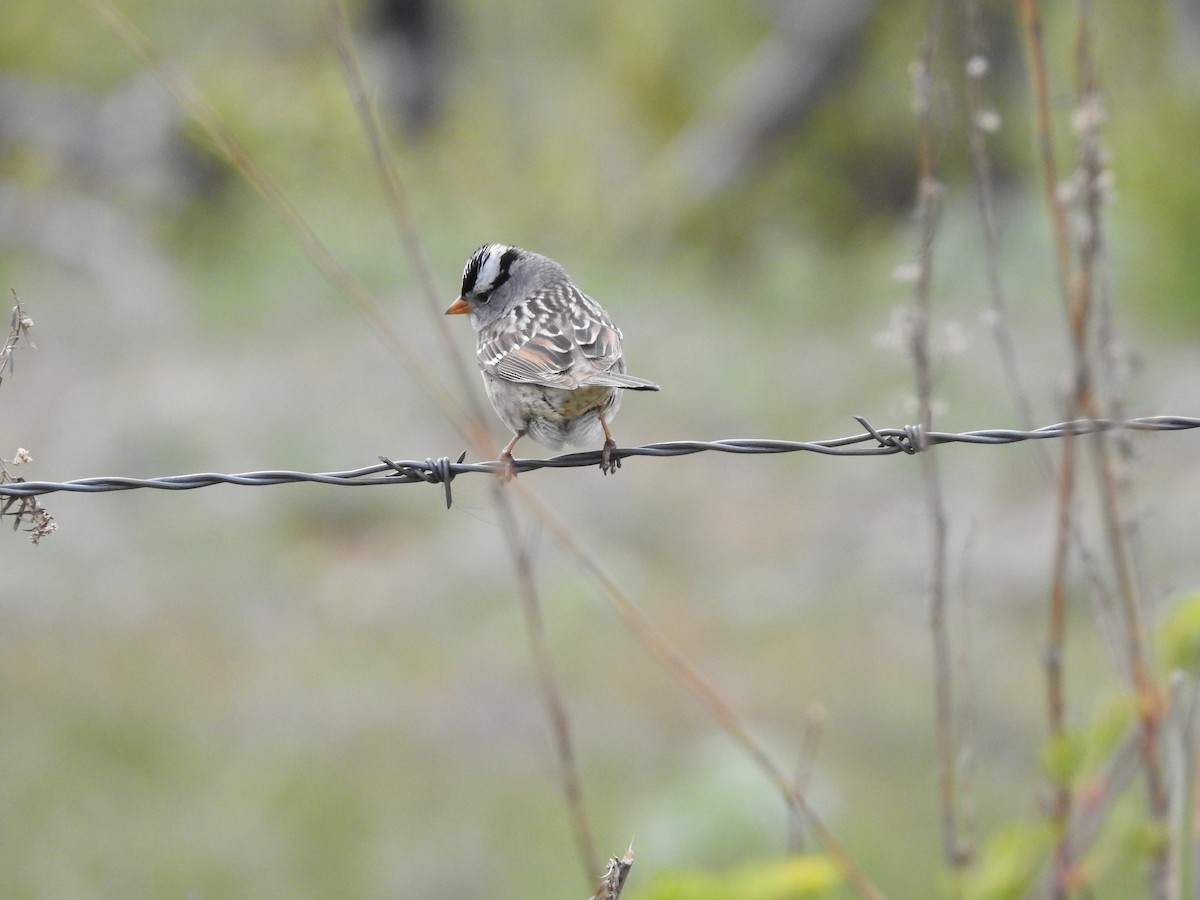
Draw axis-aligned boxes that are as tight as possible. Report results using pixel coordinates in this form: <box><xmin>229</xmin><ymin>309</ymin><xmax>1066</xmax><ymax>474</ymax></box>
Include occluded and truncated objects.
<box><xmin>2</xmin><ymin>1</ymin><xmax>1200</xmax><ymax>897</ymax></box>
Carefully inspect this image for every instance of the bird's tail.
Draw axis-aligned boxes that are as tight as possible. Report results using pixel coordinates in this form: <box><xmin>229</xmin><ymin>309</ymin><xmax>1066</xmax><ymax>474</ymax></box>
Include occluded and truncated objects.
<box><xmin>585</xmin><ymin>372</ymin><xmax>660</xmax><ymax>391</ymax></box>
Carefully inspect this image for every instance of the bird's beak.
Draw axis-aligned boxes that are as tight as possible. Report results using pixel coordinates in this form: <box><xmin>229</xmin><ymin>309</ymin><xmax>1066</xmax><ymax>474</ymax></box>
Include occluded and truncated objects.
<box><xmin>445</xmin><ymin>296</ymin><xmax>471</xmax><ymax>315</ymax></box>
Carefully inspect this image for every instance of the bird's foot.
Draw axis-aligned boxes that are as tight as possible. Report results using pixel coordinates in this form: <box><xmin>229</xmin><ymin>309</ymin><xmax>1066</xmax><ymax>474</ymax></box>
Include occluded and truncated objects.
<box><xmin>600</xmin><ymin>438</ymin><xmax>621</xmax><ymax>476</ymax></box>
<box><xmin>498</xmin><ymin>452</ymin><xmax>518</xmax><ymax>483</ymax></box>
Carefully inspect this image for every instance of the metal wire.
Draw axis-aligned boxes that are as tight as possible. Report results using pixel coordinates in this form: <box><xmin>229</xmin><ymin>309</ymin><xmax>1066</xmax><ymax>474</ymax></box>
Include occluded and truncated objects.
<box><xmin>1</xmin><ymin>415</ymin><xmax>1195</xmax><ymax>509</ymax></box>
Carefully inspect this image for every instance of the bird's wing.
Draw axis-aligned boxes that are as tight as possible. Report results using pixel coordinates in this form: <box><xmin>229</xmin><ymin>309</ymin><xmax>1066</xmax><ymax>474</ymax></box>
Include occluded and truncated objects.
<box><xmin>565</xmin><ymin>288</ymin><xmax>624</xmax><ymax>374</ymax></box>
<box><xmin>478</xmin><ymin>287</ymin><xmax>625</xmax><ymax>389</ymax></box>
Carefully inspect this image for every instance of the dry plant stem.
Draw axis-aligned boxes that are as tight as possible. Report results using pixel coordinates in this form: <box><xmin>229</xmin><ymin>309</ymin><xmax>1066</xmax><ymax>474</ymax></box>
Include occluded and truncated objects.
<box><xmin>589</xmin><ymin>842</ymin><xmax>634</xmax><ymax>900</ymax></box>
<box><xmin>1045</xmin><ymin>446</ymin><xmax>1076</xmax><ymax>898</ymax></box>
<box><xmin>960</xmin><ymin>0</ymin><xmax>1039</xmax><ymax>443</ymax></box>
<box><xmin>1017</xmin><ymin>0</ymin><xmax>1074</xmax><ymax>307</ymax></box>
<box><xmin>1072</xmin><ymin>3</ymin><xmax>1167</xmax><ymax>891</ymax></box>
<box><xmin>83</xmin><ymin>0</ymin><xmax>491</xmax><ymax>451</ymax></box>
<box><xmin>1030</xmin><ymin>715</ymin><xmax>1150</xmax><ymax>897</ymax></box>
<box><xmin>1031</xmin><ymin>691</ymin><xmax>1191</xmax><ymax>897</ymax></box>
<box><xmin>329</xmin><ymin>1</ymin><xmax>599</xmax><ymax>880</ymax></box>
<box><xmin>509</xmin><ymin>479</ymin><xmax>886</xmax><ymax>900</ymax></box>
<box><xmin>952</xmin><ymin>529</ymin><xmax>979</xmax><ymax>854</ymax></box>
<box><xmin>87</xmin><ymin>0</ymin><xmax>602</xmax><ymax>881</ymax></box>
<box><xmin>1021</xmin><ymin>1</ymin><xmax>1167</xmax><ymax>895</ymax></box>
<box><xmin>1015</xmin><ymin>3</ymin><xmax>1078</xmax><ymax>892</ymax></box>
<box><xmin>0</xmin><ymin>296</ymin><xmax>55</xmax><ymax>543</ymax></box>
<box><xmin>2</xmin><ymin>291</ymin><xmax>37</xmax><ymax>385</ymax></box>
<box><xmin>1171</xmin><ymin>678</ymin><xmax>1200</xmax><ymax>899</ymax></box>
<box><xmin>325</xmin><ymin>1</ymin><xmax>889</xmax><ymax>886</ymax></box>
<box><xmin>911</xmin><ymin>0</ymin><xmax>968</xmax><ymax>870</ymax></box>
<box><xmin>967</xmin><ymin>0</ymin><xmax>1121</xmax><ymax>693</ymax></box>
<box><xmin>960</xmin><ymin>17</ymin><xmax>1147</xmax><ymax>878</ymax></box>
<box><xmin>490</xmin><ymin>484</ymin><xmax>598</xmax><ymax>885</ymax></box>
<box><xmin>788</xmin><ymin>704</ymin><xmax>827</xmax><ymax>854</ymax></box>
<box><xmin>323</xmin><ymin>1</ymin><xmax>485</xmax><ymax>420</ymax></box>
<box><xmin>965</xmin><ymin>0</ymin><xmax>1120</xmax><ymax>691</ymax></box>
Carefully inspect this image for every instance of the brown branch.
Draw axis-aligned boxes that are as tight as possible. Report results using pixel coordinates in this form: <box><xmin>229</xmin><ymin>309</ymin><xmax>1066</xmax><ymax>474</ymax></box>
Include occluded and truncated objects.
<box><xmin>963</xmin><ymin>0</ymin><xmax>1128</xmax><ymax>710</ymax></box>
<box><xmin>491</xmin><ymin>484</ymin><xmax>598</xmax><ymax>884</ymax></box>
<box><xmin>511</xmin><ymin>482</ymin><xmax>886</xmax><ymax>900</ymax></box>
<box><xmin>86</xmin><ymin>1</ymin><xmax>603</xmax><ymax>883</ymax></box>
<box><xmin>1019</xmin><ymin>3</ymin><xmax>1166</xmax><ymax>896</ymax></box>
<box><xmin>322</xmin><ymin>1</ymin><xmax>488</xmax><ymax>429</ymax></box>
<box><xmin>911</xmin><ymin>0</ymin><xmax>968</xmax><ymax>871</ymax></box>
<box><xmin>1015</xmin><ymin>3</ymin><xmax>1079</xmax><ymax>893</ymax></box>
<box><xmin>0</xmin><ymin>293</ymin><xmax>55</xmax><ymax>544</ymax></box>
<box><xmin>324</xmin><ymin>3</ymin><xmax>600</xmax><ymax>882</ymax></box>
<box><xmin>960</xmin><ymin>0</ymin><xmax>1039</xmax><ymax>440</ymax></box>
<box><xmin>1017</xmin><ymin>0</ymin><xmax>1075</xmax><ymax>309</ymax></box>
<box><xmin>1071</xmin><ymin>3</ymin><xmax>1168</xmax><ymax>895</ymax></box>
<box><xmin>83</xmin><ymin>0</ymin><xmax>480</xmax><ymax>447</ymax></box>
<box><xmin>319</xmin><ymin>8</ymin><xmax>882</xmax><ymax>890</ymax></box>
<box><xmin>2</xmin><ymin>291</ymin><xmax>35</xmax><ymax>384</ymax></box>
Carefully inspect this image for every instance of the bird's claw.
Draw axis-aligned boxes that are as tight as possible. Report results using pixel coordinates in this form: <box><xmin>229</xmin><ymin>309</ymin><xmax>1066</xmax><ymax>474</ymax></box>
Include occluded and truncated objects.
<box><xmin>600</xmin><ymin>438</ymin><xmax>621</xmax><ymax>476</ymax></box>
<box><xmin>498</xmin><ymin>452</ymin><xmax>518</xmax><ymax>483</ymax></box>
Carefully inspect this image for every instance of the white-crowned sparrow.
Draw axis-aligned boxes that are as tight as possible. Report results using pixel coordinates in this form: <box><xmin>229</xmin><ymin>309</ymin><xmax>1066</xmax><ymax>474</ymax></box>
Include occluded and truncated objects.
<box><xmin>446</xmin><ymin>244</ymin><xmax>659</xmax><ymax>476</ymax></box>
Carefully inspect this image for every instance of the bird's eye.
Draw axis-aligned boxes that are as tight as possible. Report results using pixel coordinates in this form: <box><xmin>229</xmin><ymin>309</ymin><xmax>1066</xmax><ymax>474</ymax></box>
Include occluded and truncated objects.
<box><xmin>476</xmin><ymin>288</ymin><xmax>493</xmax><ymax>303</ymax></box>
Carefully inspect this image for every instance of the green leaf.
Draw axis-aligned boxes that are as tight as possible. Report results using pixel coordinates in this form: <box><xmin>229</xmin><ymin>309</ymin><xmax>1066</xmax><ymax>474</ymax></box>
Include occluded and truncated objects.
<box><xmin>638</xmin><ymin>856</ymin><xmax>842</xmax><ymax>900</ymax></box>
<box><xmin>1158</xmin><ymin>591</ymin><xmax>1200</xmax><ymax>671</ymax></box>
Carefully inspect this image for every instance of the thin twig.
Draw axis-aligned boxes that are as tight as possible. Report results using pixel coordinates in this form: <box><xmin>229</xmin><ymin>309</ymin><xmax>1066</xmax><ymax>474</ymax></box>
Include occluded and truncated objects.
<box><xmin>83</xmin><ymin>0</ymin><xmax>479</xmax><ymax>447</ymax></box>
<box><xmin>322</xmin><ymin>1</ymin><xmax>486</xmax><ymax>424</ymax></box>
<box><xmin>323</xmin><ymin>3</ymin><xmax>599</xmax><ymax>880</ymax></box>
<box><xmin>491</xmin><ymin>484</ymin><xmax>598</xmax><ymax>885</ymax></box>
<box><xmin>961</xmin><ymin>0</ymin><xmax>1040</xmax><ymax>442</ymax></box>
<box><xmin>0</xmin><ymin>448</ymin><xmax>57</xmax><ymax>545</ymax></box>
<box><xmin>961</xmin><ymin>5</ymin><xmax>1126</xmax><ymax>713</ymax></box>
<box><xmin>1070</xmin><ymin>4</ymin><xmax>1168</xmax><ymax>894</ymax></box>
<box><xmin>508</xmin><ymin>480</ymin><xmax>887</xmax><ymax>900</ymax></box>
<box><xmin>1170</xmin><ymin>675</ymin><xmax>1200</xmax><ymax>899</ymax></box>
<box><xmin>86</xmin><ymin>3</ymin><xmax>603</xmax><ymax>881</ymax></box>
<box><xmin>953</xmin><ymin>525</ymin><xmax>979</xmax><ymax>861</ymax></box>
<box><xmin>966</xmin><ymin>0</ymin><xmax>1122</xmax><ymax>708</ymax></box>
<box><xmin>1</xmin><ymin>290</ymin><xmax>37</xmax><ymax>386</ymax></box>
<box><xmin>1029</xmin><ymin>686</ymin><xmax>1186</xmax><ymax>898</ymax></box>
<box><xmin>788</xmin><ymin>703</ymin><xmax>827</xmax><ymax>854</ymax></box>
<box><xmin>589</xmin><ymin>840</ymin><xmax>634</xmax><ymax>900</ymax></box>
<box><xmin>911</xmin><ymin>0</ymin><xmax>967</xmax><ymax>870</ymax></box>
<box><xmin>1017</xmin><ymin>0</ymin><xmax>1075</xmax><ymax>309</ymax></box>
<box><xmin>1016</xmin><ymin>2</ymin><xmax>1079</xmax><ymax>892</ymax></box>
<box><xmin>1020</xmin><ymin>3</ymin><xmax>1167</xmax><ymax>895</ymax></box>
<box><xmin>0</xmin><ymin>295</ymin><xmax>54</xmax><ymax>543</ymax></box>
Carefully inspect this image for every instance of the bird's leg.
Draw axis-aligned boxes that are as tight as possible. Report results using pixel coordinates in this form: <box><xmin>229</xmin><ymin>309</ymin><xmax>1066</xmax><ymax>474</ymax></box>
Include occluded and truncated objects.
<box><xmin>598</xmin><ymin>413</ymin><xmax>620</xmax><ymax>476</ymax></box>
<box><xmin>499</xmin><ymin>430</ymin><xmax>526</xmax><ymax>482</ymax></box>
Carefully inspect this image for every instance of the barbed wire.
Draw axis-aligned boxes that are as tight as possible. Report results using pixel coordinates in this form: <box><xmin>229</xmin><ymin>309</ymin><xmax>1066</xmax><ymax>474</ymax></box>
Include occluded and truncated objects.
<box><xmin>1</xmin><ymin>415</ymin><xmax>1196</xmax><ymax>510</ymax></box>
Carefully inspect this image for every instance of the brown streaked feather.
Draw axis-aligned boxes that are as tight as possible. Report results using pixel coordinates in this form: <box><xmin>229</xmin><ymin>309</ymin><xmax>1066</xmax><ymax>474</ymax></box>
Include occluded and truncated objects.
<box><xmin>568</xmin><ymin>289</ymin><xmax>623</xmax><ymax>367</ymax></box>
<box><xmin>489</xmin><ymin>335</ymin><xmax>579</xmax><ymax>387</ymax></box>
<box><xmin>477</xmin><ymin>284</ymin><xmax>629</xmax><ymax>389</ymax></box>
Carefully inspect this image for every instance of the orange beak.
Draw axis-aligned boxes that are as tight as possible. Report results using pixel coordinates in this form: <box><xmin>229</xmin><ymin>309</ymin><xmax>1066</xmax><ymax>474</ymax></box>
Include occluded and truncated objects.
<box><xmin>445</xmin><ymin>296</ymin><xmax>471</xmax><ymax>315</ymax></box>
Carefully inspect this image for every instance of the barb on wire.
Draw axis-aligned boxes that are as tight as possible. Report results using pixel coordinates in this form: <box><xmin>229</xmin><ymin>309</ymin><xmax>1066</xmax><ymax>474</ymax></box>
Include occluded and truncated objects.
<box><xmin>0</xmin><ymin>415</ymin><xmax>1195</xmax><ymax>509</ymax></box>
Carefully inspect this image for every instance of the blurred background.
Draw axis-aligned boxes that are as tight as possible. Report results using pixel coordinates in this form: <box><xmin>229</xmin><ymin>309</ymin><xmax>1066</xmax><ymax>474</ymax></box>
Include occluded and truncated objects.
<box><xmin>2</xmin><ymin>1</ymin><xmax>1200</xmax><ymax>897</ymax></box>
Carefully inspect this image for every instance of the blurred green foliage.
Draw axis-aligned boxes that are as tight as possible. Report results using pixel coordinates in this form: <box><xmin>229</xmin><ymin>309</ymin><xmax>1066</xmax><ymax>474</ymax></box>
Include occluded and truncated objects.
<box><xmin>1159</xmin><ymin>590</ymin><xmax>1200</xmax><ymax>671</ymax></box>
<box><xmin>3</xmin><ymin>1</ymin><xmax>1200</xmax><ymax>898</ymax></box>
<box><xmin>636</xmin><ymin>854</ymin><xmax>842</xmax><ymax>900</ymax></box>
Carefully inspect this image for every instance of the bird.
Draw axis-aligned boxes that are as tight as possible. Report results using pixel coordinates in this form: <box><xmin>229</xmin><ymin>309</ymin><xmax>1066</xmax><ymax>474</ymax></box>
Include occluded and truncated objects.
<box><xmin>446</xmin><ymin>244</ymin><xmax>659</xmax><ymax>478</ymax></box>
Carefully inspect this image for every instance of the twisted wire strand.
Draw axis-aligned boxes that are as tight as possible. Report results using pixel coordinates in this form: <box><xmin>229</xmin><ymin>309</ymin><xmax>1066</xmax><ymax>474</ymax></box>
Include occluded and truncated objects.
<box><xmin>1</xmin><ymin>415</ymin><xmax>1195</xmax><ymax>509</ymax></box>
